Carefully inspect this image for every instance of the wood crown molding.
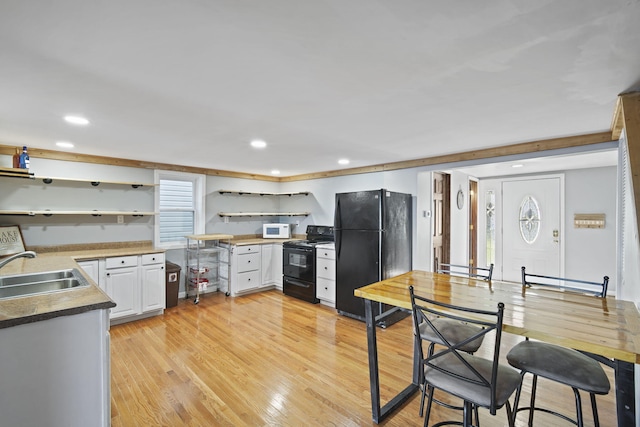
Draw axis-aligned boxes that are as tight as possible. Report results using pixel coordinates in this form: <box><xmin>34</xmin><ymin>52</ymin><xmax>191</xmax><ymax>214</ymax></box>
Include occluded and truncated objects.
<box><xmin>611</xmin><ymin>96</ymin><xmax>625</xmax><ymax>140</ymax></box>
<box><xmin>0</xmin><ymin>126</ymin><xmax>618</xmax><ymax>184</ymax></box>
<box><xmin>281</xmin><ymin>131</ymin><xmax>614</xmax><ymax>182</ymax></box>
<box><xmin>0</xmin><ymin>145</ymin><xmax>280</xmax><ymax>182</ymax></box>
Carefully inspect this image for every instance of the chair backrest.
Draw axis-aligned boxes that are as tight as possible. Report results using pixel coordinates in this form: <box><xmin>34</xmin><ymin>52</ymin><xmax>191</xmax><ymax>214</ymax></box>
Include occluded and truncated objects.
<box><xmin>409</xmin><ymin>286</ymin><xmax>505</xmax><ymax>414</ymax></box>
<box><xmin>437</xmin><ymin>262</ymin><xmax>494</xmax><ymax>282</ymax></box>
<box><xmin>521</xmin><ymin>266</ymin><xmax>609</xmax><ymax>297</ymax></box>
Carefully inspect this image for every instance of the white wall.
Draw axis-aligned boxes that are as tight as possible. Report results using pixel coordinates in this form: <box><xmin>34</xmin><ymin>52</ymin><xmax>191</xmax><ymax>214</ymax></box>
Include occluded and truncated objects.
<box><xmin>564</xmin><ymin>167</ymin><xmax>617</xmax><ymax>289</ymax></box>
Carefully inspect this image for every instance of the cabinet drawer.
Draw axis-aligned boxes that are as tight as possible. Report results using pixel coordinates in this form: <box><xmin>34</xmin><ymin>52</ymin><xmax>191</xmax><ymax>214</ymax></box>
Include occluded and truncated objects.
<box><xmin>237</xmin><ymin>252</ymin><xmax>260</xmax><ymax>273</ymax></box>
<box><xmin>317</xmin><ymin>277</ymin><xmax>335</xmax><ymax>302</ymax></box>
<box><xmin>105</xmin><ymin>255</ymin><xmax>138</xmax><ymax>269</ymax></box>
<box><xmin>317</xmin><ymin>248</ymin><xmax>335</xmax><ymax>260</ymax></box>
<box><xmin>237</xmin><ymin>270</ymin><xmax>260</xmax><ymax>291</ymax></box>
<box><xmin>316</xmin><ymin>257</ymin><xmax>335</xmax><ymax>280</ymax></box>
<box><xmin>236</xmin><ymin>245</ymin><xmax>260</xmax><ymax>255</ymax></box>
<box><xmin>141</xmin><ymin>253</ymin><xmax>165</xmax><ymax>265</ymax></box>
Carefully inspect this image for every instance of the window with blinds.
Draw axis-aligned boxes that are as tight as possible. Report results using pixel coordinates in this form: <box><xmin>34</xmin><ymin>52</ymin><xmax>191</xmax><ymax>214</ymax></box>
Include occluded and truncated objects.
<box><xmin>158</xmin><ymin>179</ymin><xmax>196</xmax><ymax>244</ymax></box>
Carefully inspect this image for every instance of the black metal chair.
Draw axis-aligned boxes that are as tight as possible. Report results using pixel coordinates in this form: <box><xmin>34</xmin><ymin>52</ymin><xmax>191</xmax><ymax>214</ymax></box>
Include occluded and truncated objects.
<box><xmin>413</xmin><ymin>301</ymin><xmax>486</xmax><ymax>422</ymax></box>
<box><xmin>409</xmin><ymin>286</ymin><xmax>521</xmax><ymax>427</ymax></box>
<box><xmin>506</xmin><ymin>267</ymin><xmax>611</xmax><ymax>426</ymax></box>
<box><xmin>437</xmin><ymin>261</ymin><xmax>494</xmax><ymax>282</ymax></box>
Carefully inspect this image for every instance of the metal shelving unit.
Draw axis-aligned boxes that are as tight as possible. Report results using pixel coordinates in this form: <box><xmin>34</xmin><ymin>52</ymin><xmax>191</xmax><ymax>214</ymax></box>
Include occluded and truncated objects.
<box><xmin>185</xmin><ymin>234</ymin><xmax>233</xmax><ymax>304</ymax></box>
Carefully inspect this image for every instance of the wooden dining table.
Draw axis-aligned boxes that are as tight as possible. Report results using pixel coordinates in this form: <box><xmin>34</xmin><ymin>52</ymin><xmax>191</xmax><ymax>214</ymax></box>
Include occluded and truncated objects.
<box><xmin>354</xmin><ymin>270</ymin><xmax>640</xmax><ymax>427</ymax></box>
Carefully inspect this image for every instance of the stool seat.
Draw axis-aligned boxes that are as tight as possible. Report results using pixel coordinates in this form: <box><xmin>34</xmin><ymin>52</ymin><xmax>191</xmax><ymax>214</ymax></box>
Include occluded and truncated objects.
<box><xmin>419</xmin><ymin>318</ymin><xmax>484</xmax><ymax>353</ymax></box>
<box><xmin>506</xmin><ymin>341</ymin><xmax>610</xmax><ymax>394</ymax></box>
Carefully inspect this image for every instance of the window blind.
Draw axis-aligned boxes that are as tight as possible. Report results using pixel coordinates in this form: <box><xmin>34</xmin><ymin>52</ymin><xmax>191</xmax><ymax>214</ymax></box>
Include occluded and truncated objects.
<box><xmin>159</xmin><ymin>179</ymin><xmax>195</xmax><ymax>243</ymax></box>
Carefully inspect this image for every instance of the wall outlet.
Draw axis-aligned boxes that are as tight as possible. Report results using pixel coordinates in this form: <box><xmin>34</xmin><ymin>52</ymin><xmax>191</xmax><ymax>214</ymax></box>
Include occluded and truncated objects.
<box><xmin>117</xmin><ymin>215</ymin><xmax>124</xmax><ymax>224</ymax></box>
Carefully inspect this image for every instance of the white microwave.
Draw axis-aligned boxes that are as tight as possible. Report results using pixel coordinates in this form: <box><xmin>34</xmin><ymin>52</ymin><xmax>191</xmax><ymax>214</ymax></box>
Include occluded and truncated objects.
<box><xmin>263</xmin><ymin>223</ymin><xmax>291</xmax><ymax>239</ymax></box>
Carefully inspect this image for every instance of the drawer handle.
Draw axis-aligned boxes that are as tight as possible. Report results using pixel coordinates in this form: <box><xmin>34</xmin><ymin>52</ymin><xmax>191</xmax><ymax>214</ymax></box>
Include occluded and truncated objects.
<box><xmin>121</xmin><ymin>260</ymin><xmax>125</xmax><ymax>264</ymax></box>
<box><xmin>324</xmin><ymin>267</ymin><xmax>328</xmax><ymax>270</ymax></box>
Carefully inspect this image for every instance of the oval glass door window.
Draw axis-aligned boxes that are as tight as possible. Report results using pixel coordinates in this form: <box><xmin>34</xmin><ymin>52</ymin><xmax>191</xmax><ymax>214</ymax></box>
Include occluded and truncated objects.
<box><xmin>519</xmin><ymin>196</ymin><xmax>541</xmax><ymax>244</ymax></box>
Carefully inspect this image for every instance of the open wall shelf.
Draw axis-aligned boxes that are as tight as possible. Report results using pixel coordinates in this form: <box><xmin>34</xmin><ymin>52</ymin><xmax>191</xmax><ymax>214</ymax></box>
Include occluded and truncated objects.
<box><xmin>218</xmin><ymin>212</ymin><xmax>310</xmax><ymax>217</ymax></box>
<box><xmin>0</xmin><ymin>210</ymin><xmax>157</xmax><ymax>217</ymax></box>
<box><xmin>218</xmin><ymin>190</ymin><xmax>309</xmax><ymax>196</ymax></box>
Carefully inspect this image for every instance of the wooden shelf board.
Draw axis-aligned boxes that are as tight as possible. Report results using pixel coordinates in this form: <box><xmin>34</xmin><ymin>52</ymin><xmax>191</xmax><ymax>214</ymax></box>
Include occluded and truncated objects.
<box><xmin>34</xmin><ymin>176</ymin><xmax>156</xmax><ymax>187</ymax></box>
<box><xmin>0</xmin><ymin>210</ymin><xmax>157</xmax><ymax>216</ymax></box>
<box><xmin>218</xmin><ymin>212</ymin><xmax>310</xmax><ymax>217</ymax></box>
<box><xmin>218</xmin><ymin>190</ymin><xmax>309</xmax><ymax>196</ymax></box>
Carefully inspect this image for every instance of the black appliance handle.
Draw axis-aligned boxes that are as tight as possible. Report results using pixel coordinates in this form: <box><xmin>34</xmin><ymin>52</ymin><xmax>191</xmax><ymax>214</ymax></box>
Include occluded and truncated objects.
<box><xmin>286</xmin><ymin>278</ymin><xmax>311</xmax><ymax>289</ymax></box>
<box><xmin>287</xmin><ymin>247</ymin><xmax>313</xmax><ymax>254</ymax></box>
<box><xmin>334</xmin><ymin>196</ymin><xmax>342</xmax><ymax>257</ymax></box>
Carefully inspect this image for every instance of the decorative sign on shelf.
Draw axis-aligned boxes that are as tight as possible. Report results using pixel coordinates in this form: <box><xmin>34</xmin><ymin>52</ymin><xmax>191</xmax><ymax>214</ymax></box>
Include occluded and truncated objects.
<box><xmin>574</xmin><ymin>213</ymin><xmax>605</xmax><ymax>229</ymax></box>
<box><xmin>0</xmin><ymin>225</ymin><xmax>26</xmax><ymax>256</ymax></box>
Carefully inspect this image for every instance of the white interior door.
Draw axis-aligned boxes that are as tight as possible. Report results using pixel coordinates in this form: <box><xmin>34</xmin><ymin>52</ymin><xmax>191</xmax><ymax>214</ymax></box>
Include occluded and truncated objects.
<box><xmin>502</xmin><ymin>177</ymin><xmax>562</xmax><ymax>282</ymax></box>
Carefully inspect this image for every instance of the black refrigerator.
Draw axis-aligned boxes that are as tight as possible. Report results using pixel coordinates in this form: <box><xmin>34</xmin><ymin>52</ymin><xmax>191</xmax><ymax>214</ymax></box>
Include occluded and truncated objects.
<box><xmin>334</xmin><ymin>189</ymin><xmax>412</xmax><ymax>327</ymax></box>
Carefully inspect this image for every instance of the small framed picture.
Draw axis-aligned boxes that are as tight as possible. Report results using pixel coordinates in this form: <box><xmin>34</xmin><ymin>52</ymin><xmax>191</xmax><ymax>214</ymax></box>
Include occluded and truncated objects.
<box><xmin>0</xmin><ymin>225</ymin><xmax>26</xmax><ymax>257</ymax></box>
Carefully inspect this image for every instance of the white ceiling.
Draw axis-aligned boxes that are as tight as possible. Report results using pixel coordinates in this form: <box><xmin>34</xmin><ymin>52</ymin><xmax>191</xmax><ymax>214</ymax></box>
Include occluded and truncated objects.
<box><xmin>0</xmin><ymin>0</ymin><xmax>638</xmax><ymax>177</ymax></box>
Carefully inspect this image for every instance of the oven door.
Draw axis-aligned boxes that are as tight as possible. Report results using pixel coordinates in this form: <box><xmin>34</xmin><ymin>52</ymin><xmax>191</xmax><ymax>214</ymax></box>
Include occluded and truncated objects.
<box><xmin>283</xmin><ymin>246</ymin><xmax>315</xmax><ymax>282</ymax></box>
<box><xmin>283</xmin><ymin>276</ymin><xmax>319</xmax><ymax>304</ymax></box>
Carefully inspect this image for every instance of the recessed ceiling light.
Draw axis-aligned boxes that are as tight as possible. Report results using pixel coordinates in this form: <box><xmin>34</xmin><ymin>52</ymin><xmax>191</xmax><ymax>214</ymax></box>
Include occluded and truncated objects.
<box><xmin>271</xmin><ymin>169</ymin><xmax>280</xmax><ymax>175</ymax></box>
<box><xmin>64</xmin><ymin>115</ymin><xmax>90</xmax><ymax>125</ymax></box>
<box><xmin>338</xmin><ymin>159</ymin><xmax>350</xmax><ymax>165</ymax></box>
<box><xmin>56</xmin><ymin>141</ymin><xmax>74</xmax><ymax>148</ymax></box>
<box><xmin>512</xmin><ymin>164</ymin><xmax>524</xmax><ymax>168</ymax></box>
<box><xmin>250</xmin><ymin>139</ymin><xmax>267</xmax><ymax>148</ymax></box>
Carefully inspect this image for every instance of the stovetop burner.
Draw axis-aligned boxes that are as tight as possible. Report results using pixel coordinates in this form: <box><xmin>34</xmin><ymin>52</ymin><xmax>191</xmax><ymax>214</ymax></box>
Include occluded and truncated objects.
<box><xmin>284</xmin><ymin>225</ymin><xmax>334</xmax><ymax>249</ymax></box>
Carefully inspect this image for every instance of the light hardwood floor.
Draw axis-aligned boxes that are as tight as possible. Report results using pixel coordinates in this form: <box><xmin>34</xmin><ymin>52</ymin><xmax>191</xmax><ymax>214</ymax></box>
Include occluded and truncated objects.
<box><xmin>110</xmin><ymin>290</ymin><xmax>617</xmax><ymax>426</ymax></box>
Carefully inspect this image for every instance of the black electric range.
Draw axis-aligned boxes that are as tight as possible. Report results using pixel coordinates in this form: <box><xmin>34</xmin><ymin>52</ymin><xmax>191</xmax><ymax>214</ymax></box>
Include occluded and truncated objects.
<box><xmin>283</xmin><ymin>225</ymin><xmax>334</xmax><ymax>303</ymax></box>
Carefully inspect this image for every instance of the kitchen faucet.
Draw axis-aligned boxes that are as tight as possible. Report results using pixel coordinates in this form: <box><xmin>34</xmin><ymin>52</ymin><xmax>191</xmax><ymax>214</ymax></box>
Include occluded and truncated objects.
<box><xmin>0</xmin><ymin>251</ymin><xmax>37</xmax><ymax>269</ymax></box>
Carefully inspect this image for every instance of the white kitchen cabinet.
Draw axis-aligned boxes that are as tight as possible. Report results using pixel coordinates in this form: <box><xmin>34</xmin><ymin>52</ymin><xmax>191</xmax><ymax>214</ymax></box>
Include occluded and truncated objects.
<box><xmin>141</xmin><ymin>253</ymin><xmax>166</xmax><ymax>312</ymax></box>
<box><xmin>235</xmin><ymin>245</ymin><xmax>261</xmax><ymax>293</ymax></box>
<box><xmin>105</xmin><ymin>256</ymin><xmax>140</xmax><ymax>319</ymax></box>
<box><xmin>103</xmin><ymin>252</ymin><xmax>165</xmax><ymax>321</ymax></box>
<box><xmin>225</xmin><ymin>243</ymin><xmax>285</xmax><ymax>296</ymax></box>
<box><xmin>316</xmin><ymin>243</ymin><xmax>336</xmax><ymax>306</ymax></box>
<box><xmin>0</xmin><ymin>309</ymin><xmax>111</xmax><ymax>427</ymax></box>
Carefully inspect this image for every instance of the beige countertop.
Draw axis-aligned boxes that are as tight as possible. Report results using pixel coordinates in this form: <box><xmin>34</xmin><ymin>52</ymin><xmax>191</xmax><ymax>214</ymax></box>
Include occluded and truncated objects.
<box><xmin>0</xmin><ymin>243</ymin><xmax>163</xmax><ymax>329</ymax></box>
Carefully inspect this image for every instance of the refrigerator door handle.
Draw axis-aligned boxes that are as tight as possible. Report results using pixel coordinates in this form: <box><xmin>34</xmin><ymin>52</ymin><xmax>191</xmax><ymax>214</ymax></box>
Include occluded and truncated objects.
<box><xmin>335</xmin><ymin>228</ymin><xmax>342</xmax><ymax>258</ymax></box>
<box><xmin>334</xmin><ymin>197</ymin><xmax>341</xmax><ymax>230</ymax></box>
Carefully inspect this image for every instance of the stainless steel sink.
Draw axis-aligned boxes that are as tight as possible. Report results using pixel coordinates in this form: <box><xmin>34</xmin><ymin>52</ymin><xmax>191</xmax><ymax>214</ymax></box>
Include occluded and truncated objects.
<box><xmin>0</xmin><ymin>269</ymin><xmax>90</xmax><ymax>299</ymax></box>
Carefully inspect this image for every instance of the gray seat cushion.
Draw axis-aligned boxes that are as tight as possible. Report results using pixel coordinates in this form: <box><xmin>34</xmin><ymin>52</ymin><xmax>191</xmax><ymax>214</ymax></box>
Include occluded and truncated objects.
<box><xmin>425</xmin><ymin>352</ymin><xmax>521</xmax><ymax>409</ymax></box>
<box><xmin>419</xmin><ymin>318</ymin><xmax>484</xmax><ymax>353</ymax></box>
<box><xmin>506</xmin><ymin>340</ymin><xmax>610</xmax><ymax>394</ymax></box>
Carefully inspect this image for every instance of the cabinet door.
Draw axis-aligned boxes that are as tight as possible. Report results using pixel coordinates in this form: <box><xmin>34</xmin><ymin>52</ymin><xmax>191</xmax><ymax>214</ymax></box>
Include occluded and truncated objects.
<box><xmin>105</xmin><ymin>266</ymin><xmax>140</xmax><ymax>319</ymax></box>
<box><xmin>78</xmin><ymin>260</ymin><xmax>100</xmax><ymax>286</ymax></box>
<box><xmin>141</xmin><ymin>263</ymin><xmax>165</xmax><ymax>312</ymax></box>
<box><xmin>261</xmin><ymin>244</ymin><xmax>274</xmax><ymax>286</ymax></box>
<box><xmin>272</xmin><ymin>244</ymin><xmax>283</xmax><ymax>288</ymax></box>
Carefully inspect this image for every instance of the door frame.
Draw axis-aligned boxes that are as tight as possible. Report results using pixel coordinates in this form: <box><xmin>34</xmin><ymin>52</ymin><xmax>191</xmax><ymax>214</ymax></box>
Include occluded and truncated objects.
<box><xmin>478</xmin><ymin>173</ymin><xmax>565</xmax><ymax>281</ymax></box>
